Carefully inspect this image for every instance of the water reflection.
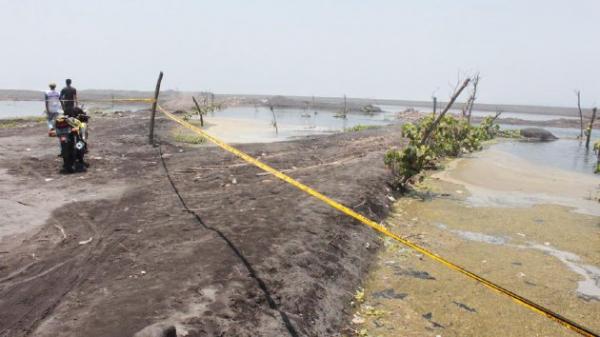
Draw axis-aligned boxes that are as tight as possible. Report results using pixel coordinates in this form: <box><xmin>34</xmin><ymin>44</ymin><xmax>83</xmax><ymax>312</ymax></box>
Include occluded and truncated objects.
<box><xmin>211</xmin><ymin>106</ymin><xmax>397</xmax><ymax>131</ymax></box>
<box><xmin>494</xmin><ymin>125</ymin><xmax>599</xmax><ymax>175</ymax></box>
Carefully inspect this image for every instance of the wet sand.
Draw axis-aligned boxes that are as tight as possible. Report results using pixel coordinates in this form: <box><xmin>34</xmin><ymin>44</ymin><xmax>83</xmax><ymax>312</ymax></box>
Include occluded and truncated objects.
<box><xmin>353</xmin><ymin>145</ymin><xmax>600</xmax><ymax>337</ymax></box>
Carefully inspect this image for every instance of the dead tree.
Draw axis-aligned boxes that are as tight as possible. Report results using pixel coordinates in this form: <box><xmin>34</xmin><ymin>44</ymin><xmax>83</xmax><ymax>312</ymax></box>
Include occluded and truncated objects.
<box><xmin>269</xmin><ymin>105</ymin><xmax>279</xmax><ymax>134</ymax></box>
<box><xmin>575</xmin><ymin>90</ymin><xmax>584</xmax><ymax>138</ymax></box>
<box><xmin>420</xmin><ymin>78</ymin><xmax>471</xmax><ymax>146</ymax></box>
<box><xmin>585</xmin><ymin>107</ymin><xmax>597</xmax><ymax>149</ymax></box>
<box><xmin>462</xmin><ymin>73</ymin><xmax>480</xmax><ymax>124</ymax></box>
<box><xmin>192</xmin><ymin>97</ymin><xmax>204</xmax><ymax>127</ymax></box>
<box><xmin>491</xmin><ymin>110</ymin><xmax>503</xmax><ymax>122</ymax></box>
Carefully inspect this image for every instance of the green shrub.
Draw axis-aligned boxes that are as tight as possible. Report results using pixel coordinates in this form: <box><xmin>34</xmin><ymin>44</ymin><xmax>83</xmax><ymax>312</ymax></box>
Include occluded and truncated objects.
<box><xmin>384</xmin><ymin>115</ymin><xmax>501</xmax><ymax>188</ymax></box>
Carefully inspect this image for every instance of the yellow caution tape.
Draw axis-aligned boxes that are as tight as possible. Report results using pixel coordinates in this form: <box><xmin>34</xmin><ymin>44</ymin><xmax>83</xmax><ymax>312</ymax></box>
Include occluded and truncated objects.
<box><xmin>158</xmin><ymin>104</ymin><xmax>599</xmax><ymax>337</ymax></box>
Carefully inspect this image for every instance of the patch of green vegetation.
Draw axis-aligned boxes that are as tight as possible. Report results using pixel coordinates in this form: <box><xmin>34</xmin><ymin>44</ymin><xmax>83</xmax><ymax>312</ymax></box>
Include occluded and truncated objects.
<box><xmin>384</xmin><ymin>115</ymin><xmax>501</xmax><ymax>188</ymax></box>
<box><xmin>497</xmin><ymin>129</ymin><xmax>522</xmax><ymax>138</ymax></box>
<box><xmin>352</xmin><ymin>288</ymin><xmax>365</xmax><ymax>305</ymax></box>
<box><xmin>173</xmin><ymin>131</ymin><xmax>206</xmax><ymax>144</ymax></box>
<box><xmin>0</xmin><ymin>116</ymin><xmax>45</xmax><ymax>128</ymax></box>
<box><xmin>0</xmin><ymin>120</ymin><xmax>18</xmax><ymax>128</ymax></box>
<box><xmin>345</xmin><ymin>124</ymin><xmax>378</xmax><ymax>132</ymax></box>
<box><xmin>31</xmin><ymin>116</ymin><xmax>46</xmax><ymax>123</ymax></box>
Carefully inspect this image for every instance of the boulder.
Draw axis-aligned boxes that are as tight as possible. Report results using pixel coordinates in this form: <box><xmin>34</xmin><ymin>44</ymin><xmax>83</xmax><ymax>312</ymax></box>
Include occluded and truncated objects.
<box><xmin>519</xmin><ymin>128</ymin><xmax>558</xmax><ymax>141</ymax></box>
<box><xmin>360</xmin><ymin>104</ymin><xmax>382</xmax><ymax>113</ymax></box>
<box><xmin>133</xmin><ymin>323</ymin><xmax>176</xmax><ymax>337</ymax></box>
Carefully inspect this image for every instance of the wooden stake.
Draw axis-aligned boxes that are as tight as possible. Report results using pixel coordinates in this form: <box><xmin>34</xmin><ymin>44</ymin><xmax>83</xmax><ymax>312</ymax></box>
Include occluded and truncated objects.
<box><xmin>270</xmin><ymin>105</ymin><xmax>278</xmax><ymax>134</ymax></box>
<box><xmin>585</xmin><ymin>107</ymin><xmax>597</xmax><ymax>149</ymax></box>
<box><xmin>576</xmin><ymin>90</ymin><xmax>584</xmax><ymax>139</ymax></box>
<box><xmin>149</xmin><ymin>71</ymin><xmax>164</xmax><ymax>145</ymax></box>
<box><xmin>192</xmin><ymin>96</ymin><xmax>204</xmax><ymax>127</ymax></box>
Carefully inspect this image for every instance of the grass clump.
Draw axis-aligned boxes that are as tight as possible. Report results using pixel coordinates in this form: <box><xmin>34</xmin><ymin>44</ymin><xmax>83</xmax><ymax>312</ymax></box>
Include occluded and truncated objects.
<box><xmin>173</xmin><ymin>131</ymin><xmax>206</xmax><ymax>144</ymax></box>
<box><xmin>345</xmin><ymin>124</ymin><xmax>378</xmax><ymax>132</ymax></box>
<box><xmin>353</xmin><ymin>288</ymin><xmax>365</xmax><ymax>305</ymax></box>
<box><xmin>0</xmin><ymin>116</ymin><xmax>45</xmax><ymax>128</ymax></box>
<box><xmin>0</xmin><ymin>120</ymin><xmax>18</xmax><ymax>128</ymax></box>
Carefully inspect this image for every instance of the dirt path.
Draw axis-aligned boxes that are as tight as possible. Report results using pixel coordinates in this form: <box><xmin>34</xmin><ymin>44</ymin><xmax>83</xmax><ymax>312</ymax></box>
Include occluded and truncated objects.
<box><xmin>0</xmin><ymin>112</ymin><xmax>405</xmax><ymax>336</ymax></box>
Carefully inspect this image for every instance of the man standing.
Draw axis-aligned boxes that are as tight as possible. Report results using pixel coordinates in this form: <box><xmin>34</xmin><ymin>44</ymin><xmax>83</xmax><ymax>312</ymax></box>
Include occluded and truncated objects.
<box><xmin>60</xmin><ymin>78</ymin><xmax>77</xmax><ymax>117</ymax></box>
<box><xmin>44</xmin><ymin>82</ymin><xmax>61</xmax><ymax>136</ymax></box>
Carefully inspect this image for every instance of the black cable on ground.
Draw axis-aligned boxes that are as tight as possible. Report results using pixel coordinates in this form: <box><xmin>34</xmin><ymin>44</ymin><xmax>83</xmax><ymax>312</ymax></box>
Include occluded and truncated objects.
<box><xmin>157</xmin><ymin>142</ymin><xmax>300</xmax><ymax>337</ymax></box>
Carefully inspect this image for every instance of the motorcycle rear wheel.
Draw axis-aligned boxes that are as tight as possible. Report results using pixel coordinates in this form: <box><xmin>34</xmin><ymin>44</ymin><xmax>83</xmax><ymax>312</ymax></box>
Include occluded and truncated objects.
<box><xmin>61</xmin><ymin>142</ymin><xmax>75</xmax><ymax>173</ymax></box>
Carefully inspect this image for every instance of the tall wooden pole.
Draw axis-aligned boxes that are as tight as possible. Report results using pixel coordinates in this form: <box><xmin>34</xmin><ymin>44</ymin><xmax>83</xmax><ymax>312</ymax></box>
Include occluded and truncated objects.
<box><xmin>576</xmin><ymin>90</ymin><xmax>584</xmax><ymax>139</ymax></box>
<box><xmin>192</xmin><ymin>96</ymin><xmax>204</xmax><ymax>127</ymax></box>
<box><xmin>585</xmin><ymin>107</ymin><xmax>597</xmax><ymax>149</ymax></box>
<box><xmin>269</xmin><ymin>105</ymin><xmax>278</xmax><ymax>134</ymax></box>
<box><xmin>432</xmin><ymin>96</ymin><xmax>437</xmax><ymax>116</ymax></box>
<box><xmin>149</xmin><ymin>71</ymin><xmax>164</xmax><ymax>145</ymax></box>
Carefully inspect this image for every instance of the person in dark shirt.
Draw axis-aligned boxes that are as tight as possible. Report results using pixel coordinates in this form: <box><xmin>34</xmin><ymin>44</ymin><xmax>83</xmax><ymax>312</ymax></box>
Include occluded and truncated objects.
<box><xmin>60</xmin><ymin>78</ymin><xmax>78</xmax><ymax>117</ymax></box>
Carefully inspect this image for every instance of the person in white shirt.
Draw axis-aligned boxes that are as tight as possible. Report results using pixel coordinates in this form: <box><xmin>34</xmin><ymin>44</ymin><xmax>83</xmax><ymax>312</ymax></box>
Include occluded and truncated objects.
<box><xmin>44</xmin><ymin>82</ymin><xmax>61</xmax><ymax>136</ymax></box>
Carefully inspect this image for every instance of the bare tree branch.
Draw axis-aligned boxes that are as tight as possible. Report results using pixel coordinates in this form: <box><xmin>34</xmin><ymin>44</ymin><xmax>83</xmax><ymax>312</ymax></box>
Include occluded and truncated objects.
<box><xmin>420</xmin><ymin>78</ymin><xmax>471</xmax><ymax>146</ymax></box>
<box><xmin>491</xmin><ymin>110</ymin><xmax>503</xmax><ymax>123</ymax></box>
<box><xmin>462</xmin><ymin>73</ymin><xmax>480</xmax><ymax>124</ymax></box>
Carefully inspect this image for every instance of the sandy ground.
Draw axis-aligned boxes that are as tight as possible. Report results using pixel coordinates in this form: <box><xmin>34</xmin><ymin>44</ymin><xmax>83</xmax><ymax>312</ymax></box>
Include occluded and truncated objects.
<box><xmin>435</xmin><ymin>148</ymin><xmax>600</xmax><ymax>215</ymax></box>
<box><xmin>0</xmin><ymin>111</ymin><xmax>405</xmax><ymax>336</ymax></box>
<box><xmin>354</xmin><ymin>146</ymin><xmax>600</xmax><ymax>337</ymax></box>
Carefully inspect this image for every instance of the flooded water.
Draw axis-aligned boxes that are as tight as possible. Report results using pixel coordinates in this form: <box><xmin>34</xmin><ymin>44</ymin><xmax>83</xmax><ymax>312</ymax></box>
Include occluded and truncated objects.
<box><xmin>0</xmin><ymin>101</ymin><xmax>44</xmax><ymax>119</ymax></box>
<box><xmin>379</xmin><ymin>103</ymin><xmax>578</xmax><ymax>121</ymax></box>
<box><xmin>212</xmin><ymin>106</ymin><xmax>397</xmax><ymax>128</ymax></box>
<box><xmin>0</xmin><ymin>100</ymin><xmax>148</xmax><ymax>119</ymax></box>
<box><xmin>470</xmin><ymin>110</ymin><xmax>578</xmax><ymax>121</ymax></box>
<box><xmin>494</xmin><ymin>125</ymin><xmax>599</xmax><ymax>175</ymax></box>
<box><xmin>184</xmin><ymin>106</ymin><xmax>401</xmax><ymax>143</ymax></box>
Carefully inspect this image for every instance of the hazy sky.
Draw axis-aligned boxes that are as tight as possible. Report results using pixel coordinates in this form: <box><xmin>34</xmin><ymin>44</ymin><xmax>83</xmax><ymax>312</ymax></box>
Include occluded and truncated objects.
<box><xmin>1</xmin><ymin>0</ymin><xmax>598</xmax><ymax>106</ymax></box>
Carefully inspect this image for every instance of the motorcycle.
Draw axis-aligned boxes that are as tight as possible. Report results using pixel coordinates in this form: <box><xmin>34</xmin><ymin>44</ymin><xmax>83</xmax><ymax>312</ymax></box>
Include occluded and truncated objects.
<box><xmin>55</xmin><ymin>110</ymin><xmax>89</xmax><ymax>173</ymax></box>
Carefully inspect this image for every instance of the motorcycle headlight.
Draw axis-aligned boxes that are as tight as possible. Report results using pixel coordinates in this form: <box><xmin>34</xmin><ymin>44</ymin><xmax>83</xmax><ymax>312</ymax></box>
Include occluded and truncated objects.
<box><xmin>75</xmin><ymin>141</ymin><xmax>85</xmax><ymax>150</ymax></box>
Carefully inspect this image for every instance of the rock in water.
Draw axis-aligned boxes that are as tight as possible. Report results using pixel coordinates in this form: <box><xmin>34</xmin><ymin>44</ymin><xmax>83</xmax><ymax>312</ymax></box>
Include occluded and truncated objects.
<box><xmin>361</xmin><ymin>104</ymin><xmax>382</xmax><ymax>113</ymax></box>
<box><xmin>519</xmin><ymin>128</ymin><xmax>558</xmax><ymax>141</ymax></box>
<box><xmin>133</xmin><ymin>324</ymin><xmax>177</xmax><ymax>337</ymax></box>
